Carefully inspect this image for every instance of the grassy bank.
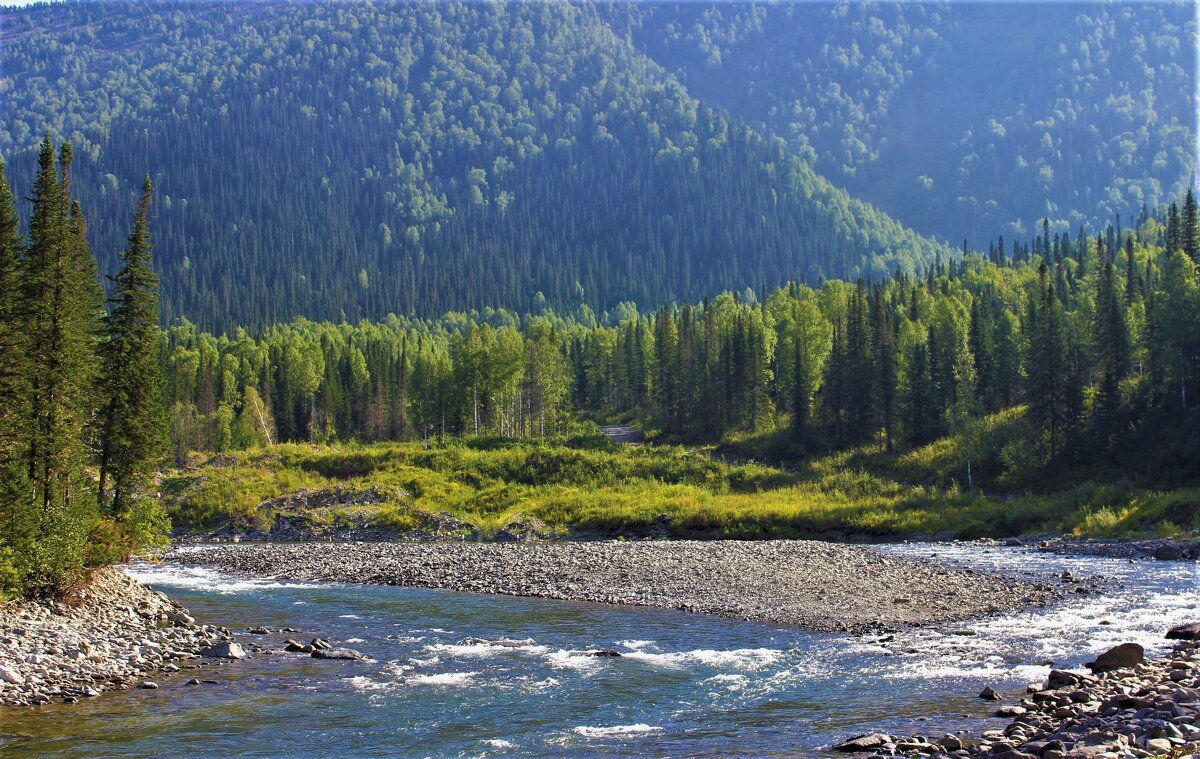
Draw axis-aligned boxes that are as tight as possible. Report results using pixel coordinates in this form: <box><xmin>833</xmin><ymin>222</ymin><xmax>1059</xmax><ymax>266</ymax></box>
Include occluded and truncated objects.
<box><xmin>160</xmin><ymin>428</ymin><xmax>1199</xmax><ymax>541</ymax></box>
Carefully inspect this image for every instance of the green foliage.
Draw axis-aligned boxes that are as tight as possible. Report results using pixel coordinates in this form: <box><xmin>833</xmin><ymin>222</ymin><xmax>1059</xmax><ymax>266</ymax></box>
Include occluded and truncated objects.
<box><xmin>163</xmin><ymin>438</ymin><xmax>1199</xmax><ymax>542</ymax></box>
<box><xmin>0</xmin><ymin>146</ymin><xmax>169</xmax><ymax>602</ymax></box>
<box><xmin>156</xmin><ymin>206</ymin><xmax>1200</xmax><ymax>497</ymax></box>
<box><xmin>1</xmin><ymin>1</ymin><xmax>945</xmax><ymax>332</ymax></box>
<box><xmin>605</xmin><ymin>2</ymin><xmax>1195</xmax><ymax>245</ymax></box>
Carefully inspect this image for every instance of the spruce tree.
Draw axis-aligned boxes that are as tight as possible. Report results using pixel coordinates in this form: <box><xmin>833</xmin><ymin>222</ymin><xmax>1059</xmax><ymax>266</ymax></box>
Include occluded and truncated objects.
<box><xmin>0</xmin><ymin>161</ymin><xmax>25</xmax><ymax>454</ymax></box>
<box><xmin>0</xmin><ymin>160</ymin><xmax>34</xmax><ymax>568</ymax></box>
<box><xmin>19</xmin><ymin>136</ymin><xmax>103</xmax><ymax>590</ymax></box>
<box><xmin>1093</xmin><ymin>262</ymin><xmax>1129</xmax><ymax>447</ymax></box>
<box><xmin>98</xmin><ymin>177</ymin><xmax>168</xmax><ymax>515</ymax></box>
<box><xmin>1026</xmin><ymin>264</ymin><xmax>1070</xmax><ymax>460</ymax></box>
<box><xmin>1124</xmin><ymin>236</ymin><xmax>1137</xmax><ymax>305</ymax></box>
<box><xmin>1184</xmin><ymin>188</ymin><xmax>1199</xmax><ymax>263</ymax></box>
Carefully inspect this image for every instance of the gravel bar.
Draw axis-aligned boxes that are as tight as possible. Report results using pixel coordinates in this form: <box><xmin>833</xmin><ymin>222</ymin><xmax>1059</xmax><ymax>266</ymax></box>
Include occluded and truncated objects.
<box><xmin>168</xmin><ymin>540</ymin><xmax>1058</xmax><ymax>633</ymax></box>
<box><xmin>0</xmin><ymin>568</ymin><xmax>230</xmax><ymax>707</ymax></box>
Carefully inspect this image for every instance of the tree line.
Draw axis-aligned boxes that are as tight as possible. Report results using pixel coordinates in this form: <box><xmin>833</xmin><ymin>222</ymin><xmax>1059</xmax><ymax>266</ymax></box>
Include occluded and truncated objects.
<box><xmin>164</xmin><ymin>192</ymin><xmax>1199</xmax><ymax>486</ymax></box>
<box><xmin>0</xmin><ymin>138</ymin><xmax>166</xmax><ymax>599</ymax></box>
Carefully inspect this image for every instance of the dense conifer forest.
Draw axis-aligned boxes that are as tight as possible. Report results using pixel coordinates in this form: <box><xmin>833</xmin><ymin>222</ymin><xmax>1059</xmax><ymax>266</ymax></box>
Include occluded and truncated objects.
<box><xmin>602</xmin><ymin>1</ymin><xmax>1197</xmax><ymax>243</ymax></box>
<box><xmin>0</xmin><ymin>1</ymin><xmax>944</xmax><ymax>331</ymax></box>
<box><xmin>157</xmin><ymin>194</ymin><xmax>1200</xmax><ymax>491</ymax></box>
<box><xmin>2</xmin><ymin>2</ymin><xmax>1191</xmax><ymax>332</ymax></box>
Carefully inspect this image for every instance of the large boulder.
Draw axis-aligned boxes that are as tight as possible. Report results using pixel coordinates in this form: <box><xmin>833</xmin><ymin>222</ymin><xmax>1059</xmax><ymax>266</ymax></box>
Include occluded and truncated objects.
<box><xmin>833</xmin><ymin>733</ymin><xmax>891</xmax><ymax>752</ymax></box>
<box><xmin>1047</xmin><ymin>669</ymin><xmax>1094</xmax><ymax>689</ymax></box>
<box><xmin>1167</xmin><ymin>622</ymin><xmax>1200</xmax><ymax>640</ymax></box>
<box><xmin>1085</xmin><ymin>642</ymin><xmax>1144</xmax><ymax>673</ymax></box>
<box><xmin>202</xmin><ymin>641</ymin><xmax>248</xmax><ymax>660</ymax></box>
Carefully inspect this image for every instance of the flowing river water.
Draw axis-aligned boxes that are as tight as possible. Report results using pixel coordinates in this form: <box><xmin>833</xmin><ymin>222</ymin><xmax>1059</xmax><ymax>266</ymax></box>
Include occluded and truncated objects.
<box><xmin>1</xmin><ymin>544</ymin><xmax>1196</xmax><ymax>757</ymax></box>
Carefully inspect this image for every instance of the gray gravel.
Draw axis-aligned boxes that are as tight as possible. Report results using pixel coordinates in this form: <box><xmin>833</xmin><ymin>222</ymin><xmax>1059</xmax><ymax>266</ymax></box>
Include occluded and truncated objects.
<box><xmin>0</xmin><ymin>568</ymin><xmax>230</xmax><ymax>706</ymax></box>
<box><xmin>168</xmin><ymin>540</ymin><xmax>1058</xmax><ymax>633</ymax></box>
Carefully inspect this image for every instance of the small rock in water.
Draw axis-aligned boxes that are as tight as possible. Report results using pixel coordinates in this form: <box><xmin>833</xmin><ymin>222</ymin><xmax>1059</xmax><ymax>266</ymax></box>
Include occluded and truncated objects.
<box><xmin>311</xmin><ymin>647</ymin><xmax>365</xmax><ymax>661</ymax></box>
<box><xmin>832</xmin><ymin>732</ymin><xmax>891</xmax><ymax>752</ymax></box>
<box><xmin>246</xmin><ymin>626</ymin><xmax>271</xmax><ymax>635</ymax></box>
<box><xmin>283</xmin><ymin>639</ymin><xmax>306</xmax><ymax>652</ymax></box>
<box><xmin>979</xmin><ymin>685</ymin><xmax>1001</xmax><ymax>700</ymax></box>
<box><xmin>1153</xmin><ymin>544</ymin><xmax>1185</xmax><ymax>561</ymax></box>
<box><xmin>1166</xmin><ymin>622</ymin><xmax>1200</xmax><ymax>640</ymax></box>
<box><xmin>310</xmin><ymin>638</ymin><xmax>331</xmax><ymax>651</ymax></box>
<box><xmin>569</xmin><ymin>649</ymin><xmax>623</xmax><ymax>658</ymax></box>
<box><xmin>1004</xmin><ymin>537</ymin><xmax>1024</xmax><ymax>547</ymax></box>
<box><xmin>139</xmin><ymin>681</ymin><xmax>158</xmax><ymax>689</ymax></box>
<box><xmin>201</xmin><ymin>642</ymin><xmax>248</xmax><ymax>660</ymax></box>
<box><xmin>186</xmin><ymin>678</ymin><xmax>201</xmax><ymax>686</ymax></box>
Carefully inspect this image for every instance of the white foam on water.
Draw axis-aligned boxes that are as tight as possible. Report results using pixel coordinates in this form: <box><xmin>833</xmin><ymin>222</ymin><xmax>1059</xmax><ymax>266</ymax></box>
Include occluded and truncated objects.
<box><xmin>622</xmin><ymin>647</ymin><xmax>784</xmax><ymax>670</ymax></box>
<box><xmin>523</xmin><ymin>676</ymin><xmax>560</xmax><ymax>691</ymax></box>
<box><xmin>426</xmin><ymin>639</ymin><xmax>550</xmax><ymax>658</ymax></box>
<box><xmin>345</xmin><ymin>675</ymin><xmax>390</xmax><ymax>692</ymax></box>
<box><xmin>339</xmin><ymin>614</ymin><xmax>361</xmax><ymax>619</ymax></box>
<box><xmin>482</xmin><ymin>739</ymin><xmax>515</xmax><ymax>749</ymax></box>
<box><xmin>346</xmin><ymin>637</ymin><xmax>366</xmax><ymax>644</ymax></box>
<box><xmin>544</xmin><ymin>650</ymin><xmax>606</xmax><ymax>671</ymax></box>
<box><xmin>616</xmin><ymin>639</ymin><xmax>656</xmax><ymax>651</ymax></box>
<box><xmin>572</xmin><ymin>724</ymin><xmax>663</xmax><ymax>738</ymax></box>
<box><xmin>124</xmin><ymin>564</ymin><xmax>312</xmax><ymax>595</ymax></box>
<box><xmin>405</xmin><ymin>671</ymin><xmax>479</xmax><ymax>686</ymax></box>
<box><xmin>873</xmin><ymin>546</ymin><xmax>1200</xmax><ymax>682</ymax></box>
<box><xmin>407</xmin><ymin>655</ymin><xmax>440</xmax><ymax>667</ymax></box>
<box><xmin>701</xmin><ymin>673</ymin><xmax>749</xmax><ymax>691</ymax></box>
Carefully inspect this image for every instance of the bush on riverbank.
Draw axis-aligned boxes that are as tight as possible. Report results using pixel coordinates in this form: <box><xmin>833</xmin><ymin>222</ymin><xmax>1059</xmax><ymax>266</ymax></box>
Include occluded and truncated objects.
<box><xmin>162</xmin><ymin>438</ymin><xmax>1200</xmax><ymax>542</ymax></box>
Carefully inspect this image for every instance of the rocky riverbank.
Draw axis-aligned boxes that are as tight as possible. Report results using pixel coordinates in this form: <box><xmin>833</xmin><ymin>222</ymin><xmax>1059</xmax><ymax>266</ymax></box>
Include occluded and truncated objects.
<box><xmin>834</xmin><ymin>630</ymin><xmax>1200</xmax><ymax>758</ymax></box>
<box><xmin>167</xmin><ymin>540</ymin><xmax>1058</xmax><ymax>633</ymax></box>
<box><xmin>1034</xmin><ymin>534</ymin><xmax>1200</xmax><ymax>562</ymax></box>
<box><xmin>0</xmin><ymin>567</ymin><xmax>231</xmax><ymax>707</ymax></box>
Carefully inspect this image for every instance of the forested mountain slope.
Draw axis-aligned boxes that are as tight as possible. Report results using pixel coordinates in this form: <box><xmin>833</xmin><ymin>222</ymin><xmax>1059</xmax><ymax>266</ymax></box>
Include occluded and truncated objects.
<box><xmin>0</xmin><ymin>1</ymin><xmax>945</xmax><ymax>330</ymax></box>
<box><xmin>604</xmin><ymin>1</ymin><xmax>1197</xmax><ymax>246</ymax></box>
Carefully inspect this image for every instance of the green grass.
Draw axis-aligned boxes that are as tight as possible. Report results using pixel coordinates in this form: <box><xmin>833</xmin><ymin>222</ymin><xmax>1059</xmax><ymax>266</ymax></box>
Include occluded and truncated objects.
<box><xmin>161</xmin><ymin>431</ymin><xmax>1200</xmax><ymax>541</ymax></box>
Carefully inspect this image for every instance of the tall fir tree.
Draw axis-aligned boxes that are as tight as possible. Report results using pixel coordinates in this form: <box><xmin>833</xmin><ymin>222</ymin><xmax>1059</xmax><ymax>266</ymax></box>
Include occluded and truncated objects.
<box><xmin>1026</xmin><ymin>264</ymin><xmax>1071</xmax><ymax>460</ymax></box>
<box><xmin>17</xmin><ymin>136</ymin><xmax>104</xmax><ymax>590</ymax></box>
<box><xmin>1093</xmin><ymin>262</ymin><xmax>1129</xmax><ymax>447</ymax></box>
<box><xmin>0</xmin><ymin>160</ymin><xmax>33</xmax><ymax>557</ymax></box>
<box><xmin>1183</xmin><ymin>188</ymin><xmax>1199</xmax><ymax>263</ymax></box>
<box><xmin>97</xmin><ymin>177</ymin><xmax>168</xmax><ymax>516</ymax></box>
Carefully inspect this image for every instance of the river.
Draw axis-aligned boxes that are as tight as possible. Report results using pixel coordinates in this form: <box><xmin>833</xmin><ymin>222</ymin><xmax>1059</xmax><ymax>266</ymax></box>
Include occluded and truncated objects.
<box><xmin>1</xmin><ymin>544</ymin><xmax>1196</xmax><ymax>757</ymax></box>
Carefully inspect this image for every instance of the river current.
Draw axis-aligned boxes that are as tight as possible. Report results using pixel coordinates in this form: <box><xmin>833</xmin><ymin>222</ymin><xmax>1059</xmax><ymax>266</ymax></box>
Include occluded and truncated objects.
<box><xmin>1</xmin><ymin>544</ymin><xmax>1196</xmax><ymax>757</ymax></box>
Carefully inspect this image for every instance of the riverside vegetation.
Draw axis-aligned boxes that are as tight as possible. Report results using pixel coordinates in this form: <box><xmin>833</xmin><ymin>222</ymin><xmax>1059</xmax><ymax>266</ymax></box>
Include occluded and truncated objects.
<box><xmin>0</xmin><ymin>140</ymin><xmax>169</xmax><ymax>601</ymax></box>
<box><xmin>1</xmin><ymin>142</ymin><xmax>1199</xmax><ymax>600</ymax></box>
<box><xmin>160</xmin><ymin>198</ymin><xmax>1200</xmax><ymax>543</ymax></box>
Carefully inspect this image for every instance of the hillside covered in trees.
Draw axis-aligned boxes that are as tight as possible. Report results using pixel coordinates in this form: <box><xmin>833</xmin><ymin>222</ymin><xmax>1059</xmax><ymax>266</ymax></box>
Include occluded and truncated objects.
<box><xmin>160</xmin><ymin>196</ymin><xmax>1200</xmax><ymax>492</ymax></box>
<box><xmin>0</xmin><ymin>1</ymin><xmax>945</xmax><ymax>331</ymax></box>
<box><xmin>605</xmin><ymin>1</ymin><xmax>1197</xmax><ymax>246</ymax></box>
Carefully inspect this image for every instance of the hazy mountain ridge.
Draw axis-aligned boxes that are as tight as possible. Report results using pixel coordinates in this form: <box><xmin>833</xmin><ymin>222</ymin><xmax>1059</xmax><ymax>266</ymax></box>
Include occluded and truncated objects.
<box><xmin>604</xmin><ymin>1</ymin><xmax>1197</xmax><ymax>244</ymax></box>
<box><xmin>1</xmin><ymin>0</ymin><xmax>945</xmax><ymax>329</ymax></box>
